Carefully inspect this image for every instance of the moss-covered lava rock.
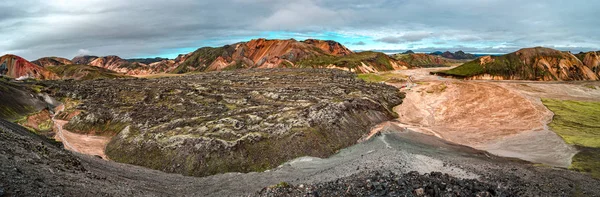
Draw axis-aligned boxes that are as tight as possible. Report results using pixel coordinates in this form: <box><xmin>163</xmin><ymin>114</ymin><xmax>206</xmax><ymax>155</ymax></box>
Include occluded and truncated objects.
<box><xmin>47</xmin><ymin>69</ymin><xmax>404</xmax><ymax>177</ymax></box>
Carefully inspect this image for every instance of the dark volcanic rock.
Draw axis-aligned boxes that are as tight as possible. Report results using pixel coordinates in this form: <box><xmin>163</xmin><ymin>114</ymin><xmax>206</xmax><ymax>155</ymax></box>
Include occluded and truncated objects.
<box><xmin>258</xmin><ymin>171</ymin><xmax>515</xmax><ymax>197</ymax></box>
<box><xmin>47</xmin><ymin>68</ymin><xmax>404</xmax><ymax>177</ymax></box>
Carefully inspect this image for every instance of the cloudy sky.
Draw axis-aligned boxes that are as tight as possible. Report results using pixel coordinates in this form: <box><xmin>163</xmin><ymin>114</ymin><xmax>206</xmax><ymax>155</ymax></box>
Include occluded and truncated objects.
<box><xmin>1</xmin><ymin>0</ymin><xmax>599</xmax><ymax>60</ymax></box>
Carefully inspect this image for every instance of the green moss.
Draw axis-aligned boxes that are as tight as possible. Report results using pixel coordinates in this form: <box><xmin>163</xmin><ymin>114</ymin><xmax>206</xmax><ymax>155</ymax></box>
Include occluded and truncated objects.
<box><xmin>570</xmin><ymin>147</ymin><xmax>600</xmax><ymax>179</ymax></box>
<box><xmin>542</xmin><ymin>99</ymin><xmax>600</xmax><ymax>147</ymax></box>
<box><xmin>585</xmin><ymin>85</ymin><xmax>597</xmax><ymax>90</ymax></box>
<box><xmin>436</xmin><ymin>61</ymin><xmax>485</xmax><ymax>77</ymax></box>
<box><xmin>48</xmin><ymin>64</ymin><xmax>129</xmax><ymax>80</ymax></box>
<box><xmin>542</xmin><ymin>98</ymin><xmax>600</xmax><ymax>179</ymax></box>
<box><xmin>171</xmin><ymin>46</ymin><xmax>235</xmax><ymax>73</ymax></box>
<box><xmin>436</xmin><ymin>52</ymin><xmax>562</xmax><ymax>80</ymax></box>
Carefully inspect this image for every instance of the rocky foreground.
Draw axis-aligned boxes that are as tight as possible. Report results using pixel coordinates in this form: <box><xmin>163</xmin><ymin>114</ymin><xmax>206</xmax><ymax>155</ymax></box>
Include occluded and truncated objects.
<box><xmin>3</xmin><ymin>117</ymin><xmax>600</xmax><ymax>196</ymax></box>
<box><xmin>46</xmin><ymin>69</ymin><xmax>404</xmax><ymax>177</ymax></box>
<box><xmin>258</xmin><ymin>171</ymin><xmax>512</xmax><ymax>197</ymax></box>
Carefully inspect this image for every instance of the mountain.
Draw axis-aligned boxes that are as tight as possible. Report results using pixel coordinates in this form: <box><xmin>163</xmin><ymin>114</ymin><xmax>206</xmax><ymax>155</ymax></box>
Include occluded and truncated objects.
<box><xmin>435</xmin><ymin>47</ymin><xmax>599</xmax><ymax>80</ymax></box>
<box><xmin>430</xmin><ymin>51</ymin><xmax>443</xmax><ymax>56</ymax></box>
<box><xmin>296</xmin><ymin>51</ymin><xmax>410</xmax><ymax>73</ymax></box>
<box><xmin>72</xmin><ymin>55</ymin><xmax>99</xmax><ymax>65</ymax></box>
<box><xmin>171</xmin><ymin>38</ymin><xmax>354</xmax><ymax>73</ymax></box>
<box><xmin>440</xmin><ymin>51</ymin><xmax>476</xmax><ymax>59</ymax></box>
<box><xmin>171</xmin><ymin>38</ymin><xmax>405</xmax><ymax>74</ymax></box>
<box><xmin>46</xmin><ymin>64</ymin><xmax>132</xmax><ymax>80</ymax></box>
<box><xmin>393</xmin><ymin>53</ymin><xmax>461</xmax><ymax>67</ymax></box>
<box><xmin>32</xmin><ymin>57</ymin><xmax>73</xmax><ymax>67</ymax></box>
<box><xmin>125</xmin><ymin>57</ymin><xmax>169</xmax><ymax>65</ymax></box>
<box><xmin>402</xmin><ymin>50</ymin><xmax>415</xmax><ymax>54</ymax></box>
<box><xmin>0</xmin><ymin>55</ymin><xmax>58</xmax><ymax>80</ymax></box>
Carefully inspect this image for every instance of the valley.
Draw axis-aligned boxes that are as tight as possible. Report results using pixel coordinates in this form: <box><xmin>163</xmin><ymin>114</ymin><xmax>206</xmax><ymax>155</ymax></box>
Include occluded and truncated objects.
<box><xmin>1</xmin><ymin>39</ymin><xmax>600</xmax><ymax>196</ymax></box>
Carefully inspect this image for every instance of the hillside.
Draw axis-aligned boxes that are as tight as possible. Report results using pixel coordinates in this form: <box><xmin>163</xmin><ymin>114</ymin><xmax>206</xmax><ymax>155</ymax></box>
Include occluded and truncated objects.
<box><xmin>435</xmin><ymin>47</ymin><xmax>600</xmax><ymax>80</ymax></box>
<box><xmin>46</xmin><ymin>64</ymin><xmax>132</xmax><ymax>80</ymax></box>
<box><xmin>296</xmin><ymin>51</ymin><xmax>409</xmax><ymax>73</ymax></box>
<box><xmin>0</xmin><ymin>55</ymin><xmax>58</xmax><ymax>80</ymax></box>
<box><xmin>32</xmin><ymin>57</ymin><xmax>73</xmax><ymax>67</ymax></box>
<box><xmin>79</xmin><ymin>55</ymin><xmax>173</xmax><ymax>75</ymax></box>
<box><xmin>393</xmin><ymin>53</ymin><xmax>461</xmax><ymax>67</ymax></box>
<box><xmin>0</xmin><ymin>78</ymin><xmax>48</xmax><ymax>121</ymax></box>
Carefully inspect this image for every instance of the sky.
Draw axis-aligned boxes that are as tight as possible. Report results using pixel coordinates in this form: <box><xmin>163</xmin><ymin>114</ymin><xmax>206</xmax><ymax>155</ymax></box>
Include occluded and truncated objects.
<box><xmin>1</xmin><ymin>0</ymin><xmax>599</xmax><ymax>60</ymax></box>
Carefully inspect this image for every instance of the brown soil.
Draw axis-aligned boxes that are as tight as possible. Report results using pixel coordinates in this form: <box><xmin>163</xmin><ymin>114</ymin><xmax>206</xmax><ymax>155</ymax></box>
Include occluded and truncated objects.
<box><xmin>372</xmin><ymin>67</ymin><xmax>592</xmax><ymax>167</ymax></box>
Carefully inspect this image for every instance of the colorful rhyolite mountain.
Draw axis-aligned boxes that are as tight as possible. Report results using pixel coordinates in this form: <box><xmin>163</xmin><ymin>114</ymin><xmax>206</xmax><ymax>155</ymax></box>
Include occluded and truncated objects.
<box><xmin>171</xmin><ymin>38</ymin><xmax>408</xmax><ymax>74</ymax></box>
<box><xmin>32</xmin><ymin>57</ymin><xmax>73</xmax><ymax>67</ymax></box>
<box><xmin>0</xmin><ymin>55</ymin><xmax>58</xmax><ymax>80</ymax></box>
<box><xmin>436</xmin><ymin>47</ymin><xmax>599</xmax><ymax>81</ymax></box>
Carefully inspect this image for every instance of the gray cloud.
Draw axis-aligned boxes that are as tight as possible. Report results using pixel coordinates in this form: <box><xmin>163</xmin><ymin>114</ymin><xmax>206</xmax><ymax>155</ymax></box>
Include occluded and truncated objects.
<box><xmin>353</xmin><ymin>41</ymin><xmax>366</xmax><ymax>45</ymax></box>
<box><xmin>375</xmin><ymin>32</ymin><xmax>433</xmax><ymax>44</ymax></box>
<box><xmin>0</xmin><ymin>0</ymin><xmax>599</xmax><ymax>59</ymax></box>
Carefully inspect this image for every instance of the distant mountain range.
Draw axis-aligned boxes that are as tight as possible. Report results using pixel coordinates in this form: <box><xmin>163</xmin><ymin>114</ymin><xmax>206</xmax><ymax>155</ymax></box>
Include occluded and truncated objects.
<box><xmin>1</xmin><ymin>39</ymin><xmax>599</xmax><ymax>81</ymax></box>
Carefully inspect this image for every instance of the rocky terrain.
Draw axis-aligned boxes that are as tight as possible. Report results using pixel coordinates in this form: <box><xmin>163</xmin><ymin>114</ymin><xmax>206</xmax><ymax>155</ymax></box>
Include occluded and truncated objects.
<box><xmin>436</xmin><ymin>47</ymin><xmax>600</xmax><ymax>80</ymax></box>
<box><xmin>0</xmin><ymin>54</ymin><xmax>58</xmax><ymax>80</ymax></box>
<box><xmin>258</xmin><ymin>171</ymin><xmax>513</xmax><ymax>196</ymax></box>
<box><xmin>2</xmin><ymin>115</ymin><xmax>600</xmax><ymax>196</ymax></box>
<box><xmin>45</xmin><ymin>69</ymin><xmax>404</xmax><ymax>177</ymax></box>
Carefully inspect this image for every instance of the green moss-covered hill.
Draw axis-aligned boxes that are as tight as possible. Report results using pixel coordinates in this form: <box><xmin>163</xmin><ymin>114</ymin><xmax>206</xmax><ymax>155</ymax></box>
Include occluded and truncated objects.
<box><xmin>47</xmin><ymin>64</ymin><xmax>132</xmax><ymax>80</ymax></box>
<box><xmin>435</xmin><ymin>47</ymin><xmax>599</xmax><ymax>81</ymax></box>
<box><xmin>392</xmin><ymin>53</ymin><xmax>461</xmax><ymax>68</ymax></box>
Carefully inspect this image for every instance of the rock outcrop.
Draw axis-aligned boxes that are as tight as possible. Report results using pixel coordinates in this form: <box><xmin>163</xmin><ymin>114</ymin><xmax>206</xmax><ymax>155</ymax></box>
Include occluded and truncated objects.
<box><xmin>48</xmin><ymin>69</ymin><xmax>405</xmax><ymax>177</ymax></box>
<box><xmin>0</xmin><ymin>55</ymin><xmax>58</xmax><ymax>80</ymax></box>
<box><xmin>436</xmin><ymin>47</ymin><xmax>600</xmax><ymax>81</ymax></box>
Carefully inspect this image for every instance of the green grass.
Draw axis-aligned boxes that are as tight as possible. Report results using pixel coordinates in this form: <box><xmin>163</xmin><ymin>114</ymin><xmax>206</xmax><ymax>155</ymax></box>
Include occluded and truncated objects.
<box><xmin>542</xmin><ymin>98</ymin><xmax>600</xmax><ymax>178</ymax></box>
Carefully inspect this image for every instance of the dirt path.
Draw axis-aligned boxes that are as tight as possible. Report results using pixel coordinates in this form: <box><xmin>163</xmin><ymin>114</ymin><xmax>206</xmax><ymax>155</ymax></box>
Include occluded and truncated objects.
<box><xmin>52</xmin><ymin>105</ymin><xmax>110</xmax><ymax>159</ymax></box>
<box><xmin>365</xmin><ymin>67</ymin><xmax>590</xmax><ymax>167</ymax></box>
